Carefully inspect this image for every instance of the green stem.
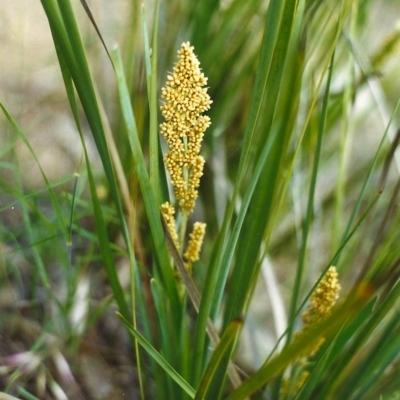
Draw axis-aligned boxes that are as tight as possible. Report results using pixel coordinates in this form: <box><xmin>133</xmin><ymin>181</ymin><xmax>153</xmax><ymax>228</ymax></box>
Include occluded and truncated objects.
<box><xmin>179</xmin><ymin>213</ymin><xmax>188</xmax><ymax>254</ymax></box>
<box><xmin>179</xmin><ymin>134</ymin><xmax>190</xmax><ymax>251</ymax></box>
<box><xmin>286</xmin><ymin>51</ymin><xmax>335</xmax><ymax>345</ymax></box>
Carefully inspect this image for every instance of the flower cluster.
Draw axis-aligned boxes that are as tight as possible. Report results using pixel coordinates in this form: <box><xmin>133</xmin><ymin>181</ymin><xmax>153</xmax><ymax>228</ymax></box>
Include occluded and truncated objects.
<box><xmin>282</xmin><ymin>266</ymin><xmax>341</xmax><ymax>397</ymax></box>
<box><xmin>160</xmin><ymin>42</ymin><xmax>212</xmax><ymax>216</ymax></box>
<box><xmin>300</xmin><ymin>266</ymin><xmax>341</xmax><ymax>357</ymax></box>
<box><xmin>302</xmin><ymin>266</ymin><xmax>341</xmax><ymax>327</ymax></box>
<box><xmin>184</xmin><ymin>222</ymin><xmax>206</xmax><ymax>273</ymax></box>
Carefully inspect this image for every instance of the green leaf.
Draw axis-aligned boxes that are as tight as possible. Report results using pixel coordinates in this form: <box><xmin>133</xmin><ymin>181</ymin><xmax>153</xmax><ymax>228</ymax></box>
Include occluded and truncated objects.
<box><xmin>111</xmin><ymin>47</ymin><xmax>180</xmax><ymax>314</ymax></box>
<box><xmin>194</xmin><ymin>318</ymin><xmax>243</xmax><ymax>400</ymax></box>
<box><xmin>117</xmin><ymin>312</ymin><xmax>196</xmax><ymax>399</ymax></box>
<box><xmin>225</xmin><ymin>285</ymin><xmax>375</xmax><ymax>400</ymax></box>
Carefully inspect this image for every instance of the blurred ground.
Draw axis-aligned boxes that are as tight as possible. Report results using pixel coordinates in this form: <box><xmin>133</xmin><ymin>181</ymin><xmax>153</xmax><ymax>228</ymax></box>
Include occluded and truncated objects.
<box><xmin>0</xmin><ymin>0</ymin><xmax>133</xmax><ymax>189</ymax></box>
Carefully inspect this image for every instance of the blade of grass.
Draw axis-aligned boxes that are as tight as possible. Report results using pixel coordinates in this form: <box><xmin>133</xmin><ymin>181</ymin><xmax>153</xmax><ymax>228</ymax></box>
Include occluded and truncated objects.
<box><xmin>117</xmin><ymin>312</ymin><xmax>196</xmax><ymax>399</ymax></box>
<box><xmin>190</xmin><ymin>0</ymin><xmax>289</xmax><ymax>387</ymax></box>
<box><xmin>333</xmin><ymin>98</ymin><xmax>400</xmax><ymax>269</ymax></box>
<box><xmin>141</xmin><ymin>5</ymin><xmax>152</xmax><ymax>89</ymax></box>
<box><xmin>200</xmin><ymin>2</ymin><xmax>306</xmax><ymax>397</ymax></box>
<box><xmin>16</xmin><ymin>388</ymin><xmax>41</xmax><ymax>400</ymax></box>
<box><xmin>258</xmin><ymin>189</ymin><xmax>381</xmax><ymax>381</ymax></box>
<box><xmin>317</xmin><ymin>270</ymin><xmax>400</xmax><ymax>398</ymax></box>
<box><xmin>221</xmin><ymin>0</ymin><xmax>304</xmax><ymax>330</ymax></box>
<box><xmin>78</xmin><ymin>0</ymin><xmax>112</xmax><ymax>63</ymax></box>
<box><xmin>39</xmin><ymin>1</ymin><xmax>138</xmax><ymax>329</ymax></box>
<box><xmin>40</xmin><ymin>0</ymin><xmax>133</xmax><ymax>272</ymax></box>
<box><xmin>341</xmin><ymin>312</ymin><xmax>400</xmax><ymax>399</ymax></box>
<box><xmin>225</xmin><ymin>281</ymin><xmax>377</xmax><ymax>400</ymax></box>
<box><xmin>350</xmin><ymin>318</ymin><xmax>400</xmax><ymax>400</ymax></box>
<box><xmin>1</xmin><ymin>105</ymin><xmax>53</xmax><ymax>291</ymax></box>
<box><xmin>111</xmin><ymin>46</ymin><xmax>181</xmax><ymax>315</ymax></box>
<box><xmin>3</xmin><ymin>391</ymin><xmax>35</xmax><ymax>400</ymax></box>
<box><xmin>0</xmin><ymin>174</ymin><xmax>77</xmax><ymax>213</ymax></box>
<box><xmin>150</xmin><ymin>279</ymin><xmax>177</xmax><ymax>400</ymax></box>
<box><xmin>50</xmin><ymin>32</ymin><xmax>130</xmax><ymax>319</ymax></box>
<box><xmin>332</xmin><ymin>6</ymin><xmax>357</xmax><ymax>255</ymax></box>
<box><xmin>149</xmin><ymin>0</ymin><xmax>161</xmax><ymax>204</ymax></box>
<box><xmin>192</xmin><ymin>124</ymin><xmax>279</xmax><ymax>387</ymax></box>
<box><xmin>160</xmin><ymin>212</ymin><xmax>242</xmax><ymax>389</ymax></box>
<box><xmin>0</xmin><ymin>103</ymin><xmax>69</xmax><ymax>245</ymax></box>
<box><xmin>286</xmin><ymin>50</ymin><xmax>336</xmax><ymax>344</ymax></box>
<box><xmin>294</xmin><ymin>298</ymin><xmax>376</xmax><ymax>400</ymax></box>
<box><xmin>4</xmin><ymin>334</ymin><xmax>47</xmax><ymax>392</ymax></box>
<box><xmin>194</xmin><ymin>318</ymin><xmax>243</xmax><ymax>400</ymax></box>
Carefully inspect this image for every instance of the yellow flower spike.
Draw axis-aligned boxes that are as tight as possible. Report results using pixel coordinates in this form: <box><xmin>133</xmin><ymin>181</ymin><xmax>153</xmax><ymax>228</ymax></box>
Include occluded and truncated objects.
<box><xmin>184</xmin><ymin>222</ymin><xmax>206</xmax><ymax>266</ymax></box>
<box><xmin>281</xmin><ymin>267</ymin><xmax>340</xmax><ymax>398</ymax></box>
<box><xmin>293</xmin><ymin>266</ymin><xmax>341</xmax><ymax>358</ymax></box>
<box><xmin>302</xmin><ymin>266</ymin><xmax>341</xmax><ymax>328</ymax></box>
<box><xmin>160</xmin><ymin>42</ymin><xmax>212</xmax><ymax>216</ymax></box>
<box><xmin>161</xmin><ymin>202</ymin><xmax>179</xmax><ymax>250</ymax></box>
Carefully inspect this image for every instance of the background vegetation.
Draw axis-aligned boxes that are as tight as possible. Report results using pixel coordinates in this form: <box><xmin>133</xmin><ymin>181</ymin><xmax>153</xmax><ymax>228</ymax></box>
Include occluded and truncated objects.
<box><xmin>1</xmin><ymin>0</ymin><xmax>400</xmax><ymax>399</ymax></box>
